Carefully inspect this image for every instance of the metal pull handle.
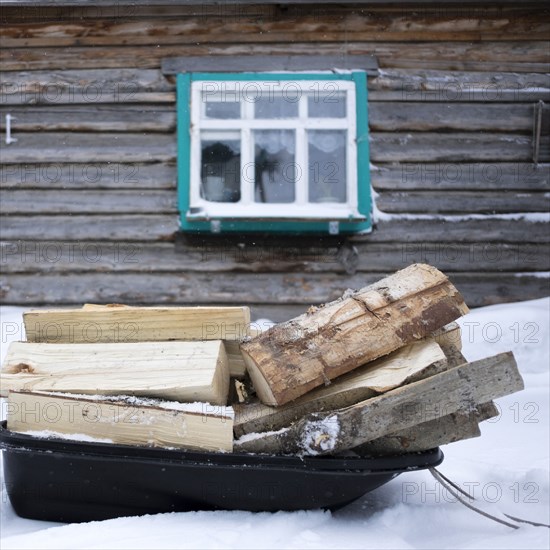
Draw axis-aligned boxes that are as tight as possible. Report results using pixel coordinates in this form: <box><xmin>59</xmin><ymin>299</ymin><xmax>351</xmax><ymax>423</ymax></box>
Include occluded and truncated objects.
<box><xmin>5</xmin><ymin>114</ymin><xmax>17</xmax><ymax>145</ymax></box>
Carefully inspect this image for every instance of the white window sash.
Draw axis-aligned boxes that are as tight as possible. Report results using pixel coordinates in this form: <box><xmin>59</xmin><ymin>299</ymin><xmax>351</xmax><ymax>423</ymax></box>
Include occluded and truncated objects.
<box><xmin>189</xmin><ymin>79</ymin><xmax>359</xmax><ymax>220</ymax></box>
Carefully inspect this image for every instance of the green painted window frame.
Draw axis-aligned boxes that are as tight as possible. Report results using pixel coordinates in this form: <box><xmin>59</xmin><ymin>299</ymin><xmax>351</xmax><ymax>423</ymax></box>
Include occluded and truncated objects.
<box><xmin>176</xmin><ymin>71</ymin><xmax>371</xmax><ymax>234</ymax></box>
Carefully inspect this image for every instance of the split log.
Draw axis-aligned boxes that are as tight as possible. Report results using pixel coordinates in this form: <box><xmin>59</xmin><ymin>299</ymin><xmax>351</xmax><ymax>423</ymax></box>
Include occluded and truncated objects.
<box><xmin>23</xmin><ymin>306</ymin><xmax>250</xmax><ymax>343</ymax></box>
<box><xmin>80</xmin><ymin>304</ymin><xmax>249</xmax><ymax>378</ymax></box>
<box><xmin>223</xmin><ymin>341</ymin><xmax>247</xmax><ymax>379</ymax></box>
<box><xmin>353</xmin><ymin>402</ymin><xmax>499</xmax><ymax>456</ymax></box>
<box><xmin>240</xmin><ymin>264</ymin><xmax>468</xmax><ymax>406</ymax></box>
<box><xmin>234</xmin><ymin>352</ymin><xmax>523</xmax><ymax>455</ymax></box>
<box><xmin>431</xmin><ymin>322</ymin><xmax>462</xmax><ymax>351</ymax></box>
<box><xmin>7</xmin><ymin>391</ymin><xmax>234</xmax><ymax>452</ymax></box>
<box><xmin>234</xmin><ymin>339</ymin><xmax>447</xmax><ymax>436</ymax></box>
<box><xmin>0</xmin><ymin>340</ymin><xmax>229</xmax><ymax>405</ymax></box>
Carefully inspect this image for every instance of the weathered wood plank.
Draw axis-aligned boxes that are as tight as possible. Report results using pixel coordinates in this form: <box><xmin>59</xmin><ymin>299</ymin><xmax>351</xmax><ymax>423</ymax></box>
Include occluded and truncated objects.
<box><xmin>2</xmin><ymin>241</ymin><xmax>547</xmax><ymax>274</ymax></box>
<box><xmin>0</xmin><ymin>102</ymin><xmax>533</xmax><ymax>136</ymax></box>
<box><xmin>353</xmin><ymin>401</ymin><xmax>499</xmax><ymax>455</ymax></box>
<box><xmin>0</xmin><ymin>162</ymin><xmax>176</xmax><ymax>190</ymax></box>
<box><xmin>369</xmin><ymin>69</ymin><xmax>550</xmax><ymax>91</ymax></box>
<box><xmin>372</xmin><ymin>163</ymin><xmax>550</xmax><ymax>191</ymax></box>
<box><xmin>375</xmin><ymin>191</ymin><xmax>550</xmax><ymax>214</ymax></box>
<box><xmin>0</xmin><ymin>190</ymin><xmax>177</xmax><ymax>214</ymax></box>
<box><xmin>0</xmin><ymin>133</ymin><xmax>176</xmax><ymax>163</ymax></box>
<box><xmin>370</xmin><ymin>133</ymin><xmax>549</xmax><ymax>162</ymax></box>
<box><xmin>2</xmin><ymin>68</ymin><xmax>547</xmax><ymax>105</ymax></box>
<box><xmin>2</xmin><ymin>3</ymin><xmax>547</xmax><ymax>24</ymax></box>
<box><xmin>448</xmin><ymin>273</ymin><xmax>550</xmax><ymax>307</ymax></box>
<box><xmin>0</xmin><ymin>67</ymin><xmax>173</xmax><ymax>90</ymax></box>
<box><xmin>0</xmin><ymin>3</ymin><xmax>280</xmax><ymax>22</ymax></box>
<box><xmin>1</xmin><ymin>215</ymin><xmax>547</xmax><ymax>245</ymax></box>
<box><xmin>359</xmin><ymin>218</ymin><xmax>550</xmax><ymax>244</ymax></box>
<box><xmin>369</xmin><ymin>90</ymin><xmax>550</xmax><ymax>102</ymax></box>
<box><xmin>234</xmin><ymin>352</ymin><xmax>523</xmax><ymax>455</ymax></box>
<box><xmin>379</xmin><ymin>61</ymin><xmax>548</xmax><ymax>74</ymax></box>
<box><xmin>369</xmin><ymin>103</ymin><xmax>534</xmax><ymax>132</ymax></box>
<box><xmin>0</xmin><ymin>340</ymin><xmax>230</xmax><ymax>405</ymax></box>
<box><xmin>2</xmin><ymin>131</ymin><xmax>546</xmax><ymax>164</ymax></box>
<box><xmin>0</xmin><ymin>106</ymin><xmax>176</xmax><ymax>132</ymax></box>
<box><xmin>356</xmin><ymin>242</ymin><xmax>550</xmax><ymax>272</ymax></box>
<box><xmin>0</xmin><ymin>68</ymin><xmax>174</xmax><ymax>105</ymax></box>
<box><xmin>3</xmin><ymin>11</ymin><xmax>548</xmax><ymax>48</ymax></box>
<box><xmin>0</xmin><ymin>103</ymin><xmax>541</xmax><ymax>134</ymax></box>
<box><xmin>165</xmin><ymin>54</ymin><xmax>379</xmax><ymax>74</ymax></box>
<box><xmin>0</xmin><ymin>91</ymin><xmax>174</xmax><ymax>105</ymax></box>
<box><xmin>0</xmin><ymin>215</ymin><xmax>179</xmax><ymax>242</ymax></box>
<box><xmin>1</xmin><ymin>42</ymin><xmax>547</xmax><ymax>72</ymax></box>
<box><xmin>0</xmin><ymin>241</ymin><xmax>343</xmax><ymax>273</ymax></box>
<box><xmin>368</xmin><ymin>69</ymin><xmax>550</xmax><ymax>102</ymax></box>
<box><xmin>1</xmin><ymin>272</ymin><xmax>547</xmax><ymax>307</ymax></box>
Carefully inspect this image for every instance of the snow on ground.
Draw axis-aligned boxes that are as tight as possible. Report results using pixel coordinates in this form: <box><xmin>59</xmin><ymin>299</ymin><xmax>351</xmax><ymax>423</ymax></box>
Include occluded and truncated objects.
<box><xmin>0</xmin><ymin>299</ymin><xmax>549</xmax><ymax>549</ymax></box>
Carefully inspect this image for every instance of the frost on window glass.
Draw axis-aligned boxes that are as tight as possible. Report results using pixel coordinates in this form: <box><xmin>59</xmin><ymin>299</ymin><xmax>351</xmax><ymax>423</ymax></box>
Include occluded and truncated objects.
<box><xmin>254</xmin><ymin>130</ymin><xmax>296</xmax><ymax>203</ymax></box>
<box><xmin>200</xmin><ymin>134</ymin><xmax>241</xmax><ymax>202</ymax></box>
<box><xmin>308</xmin><ymin>92</ymin><xmax>346</xmax><ymax>118</ymax></box>
<box><xmin>308</xmin><ymin>130</ymin><xmax>347</xmax><ymax>203</ymax></box>
<box><xmin>203</xmin><ymin>100</ymin><xmax>241</xmax><ymax>119</ymax></box>
<box><xmin>254</xmin><ymin>95</ymin><xmax>299</xmax><ymax>119</ymax></box>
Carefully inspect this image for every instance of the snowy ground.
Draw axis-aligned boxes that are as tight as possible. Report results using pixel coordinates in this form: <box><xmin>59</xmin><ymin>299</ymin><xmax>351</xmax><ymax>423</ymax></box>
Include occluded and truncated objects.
<box><xmin>0</xmin><ymin>299</ymin><xmax>549</xmax><ymax>549</ymax></box>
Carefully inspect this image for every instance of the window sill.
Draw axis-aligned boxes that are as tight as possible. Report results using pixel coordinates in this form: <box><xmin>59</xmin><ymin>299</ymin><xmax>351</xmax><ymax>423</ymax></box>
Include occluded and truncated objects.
<box><xmin>186</xmin><ymin>206</ymin><xmax>366</xmax><ymax>222</ymax></box>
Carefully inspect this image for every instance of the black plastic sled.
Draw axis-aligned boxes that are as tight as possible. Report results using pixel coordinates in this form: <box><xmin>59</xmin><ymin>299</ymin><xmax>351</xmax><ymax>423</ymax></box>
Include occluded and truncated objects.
<box><xmin>0</xmin><ymin>421</ymin><xmax>443</xmax><ymax>523</ymax></box>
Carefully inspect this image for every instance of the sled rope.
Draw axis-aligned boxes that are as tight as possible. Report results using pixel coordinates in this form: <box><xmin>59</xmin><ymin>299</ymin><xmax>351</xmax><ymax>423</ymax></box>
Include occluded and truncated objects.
<box><xmin>430</xmin><ymin>467</ymin><xmax>550</xmax><ymax>529</ymax></box>
<box><xmin>429</xmin><ymin>467</ymin><xmax>519</xmax><ymax>529</ymax></box>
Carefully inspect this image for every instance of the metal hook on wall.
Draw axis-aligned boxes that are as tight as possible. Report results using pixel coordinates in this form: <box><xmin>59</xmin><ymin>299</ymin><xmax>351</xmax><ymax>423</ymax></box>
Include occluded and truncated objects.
<box><xmin>5</xmin><ymin>114</ymin><xmax>17</xmax><ymax>145</ymax></box>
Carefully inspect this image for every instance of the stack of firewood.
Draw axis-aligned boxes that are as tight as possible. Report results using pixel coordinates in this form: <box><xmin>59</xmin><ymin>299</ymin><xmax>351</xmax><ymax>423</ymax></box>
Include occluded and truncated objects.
<box><xmin>0</xmin><ymin>264</ymin><xmax>524</xmax><ymax>457</ymax></box>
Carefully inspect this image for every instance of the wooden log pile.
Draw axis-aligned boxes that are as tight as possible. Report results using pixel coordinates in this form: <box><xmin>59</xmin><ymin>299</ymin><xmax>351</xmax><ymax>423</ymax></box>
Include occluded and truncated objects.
<box><xmin>0</xmin><ymin>264</ymin><xmax>524</xmax><ymax>458</ymax></box>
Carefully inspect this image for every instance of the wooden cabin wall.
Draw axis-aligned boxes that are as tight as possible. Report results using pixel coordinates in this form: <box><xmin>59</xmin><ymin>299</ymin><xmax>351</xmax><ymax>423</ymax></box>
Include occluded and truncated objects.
<box><xmin>1</xmin><ymin>3</ymin><xmax>549</xmax><ymax>320</ymax></box>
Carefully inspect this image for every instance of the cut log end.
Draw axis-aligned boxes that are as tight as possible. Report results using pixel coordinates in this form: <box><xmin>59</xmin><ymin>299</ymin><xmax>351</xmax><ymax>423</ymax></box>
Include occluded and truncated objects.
<box><xmin>240</xmin><ymin>348</ymin><xmax>278</xmax><ymax>406</ymax></box>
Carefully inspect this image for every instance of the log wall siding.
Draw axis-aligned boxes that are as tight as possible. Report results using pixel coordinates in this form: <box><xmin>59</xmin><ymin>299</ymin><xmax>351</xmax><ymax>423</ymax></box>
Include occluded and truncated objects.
<box><xmin>1</xmin><ymin>4</ymin><xmax>549</xmax><ymax>318</ymax></box>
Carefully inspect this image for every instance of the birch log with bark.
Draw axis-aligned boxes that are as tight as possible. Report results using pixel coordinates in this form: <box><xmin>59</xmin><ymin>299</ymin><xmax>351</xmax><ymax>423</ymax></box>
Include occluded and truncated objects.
<box><xmin>240</xmin><ymin>264</ymin><xmax>468</xmax><ymax>406</ymax></box>
<box><xmin>234</xmin><ymin>339</ymin><xmax>447</xmax><ymax>436</ymax></box>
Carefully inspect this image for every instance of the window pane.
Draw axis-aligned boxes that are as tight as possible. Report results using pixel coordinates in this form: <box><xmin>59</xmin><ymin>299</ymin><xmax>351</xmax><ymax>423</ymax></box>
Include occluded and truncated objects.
<box><xmin>200</xmin><ymin>135</ymin><xmax>241</xmax><ymax>202</ymax></box>
<box><xmin>308</xmin><ymin>130</ymin><xmax>346</xmax><ymax>203</ymax></box>
<box><xmin>254</xmin><ymin>130</ymin><xmax>296</xmax><ymax>203</ymax></box>
<box><xmin>255</xmin><ymin>95</ymin><xmax>299</xmax><ymax>119</ymax></box>
<box><xmin>308</xmin><ymin>92</ymin><xmax>346</xmax><ymax>118</ymax></box>
<box><xmin>203</xmin><ymin>100</ymin><xmax>241</xmax><ymax>119</ymax></box>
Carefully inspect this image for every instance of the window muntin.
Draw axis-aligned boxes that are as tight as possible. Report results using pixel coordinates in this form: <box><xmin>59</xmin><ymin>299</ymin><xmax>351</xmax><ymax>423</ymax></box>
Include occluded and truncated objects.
<box><xmin>189</xmin><ymin>79</ymin><xmax>359</xmax><ymax>220</ymax></box>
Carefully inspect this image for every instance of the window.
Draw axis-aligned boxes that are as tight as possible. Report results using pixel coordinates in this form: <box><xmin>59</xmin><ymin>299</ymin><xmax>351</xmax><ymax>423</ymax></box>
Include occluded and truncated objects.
<box><xmin>177</xmin><ymin>72</ymin><xmax>371</xmax><ymax>234</ymax></box>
